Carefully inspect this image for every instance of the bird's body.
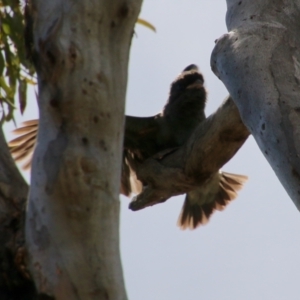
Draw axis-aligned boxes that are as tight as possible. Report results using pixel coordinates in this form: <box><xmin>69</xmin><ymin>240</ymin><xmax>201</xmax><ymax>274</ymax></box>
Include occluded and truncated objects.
<box><xmin>124</xmin><ymin>65</ymin><xmax>206</xmax><ymax>159</ymax></box>
<box><xmin>9</xmin><ymin>65</ymin><xmax>247</xmax><ymax>230</ymax></box>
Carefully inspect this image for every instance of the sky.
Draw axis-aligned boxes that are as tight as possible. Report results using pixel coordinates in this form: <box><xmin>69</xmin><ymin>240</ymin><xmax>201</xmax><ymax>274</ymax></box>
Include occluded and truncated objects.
<box><xmin>4</xmin><ymin>1</ymin><xmax>300</xmax><ymax>300</ymax></box>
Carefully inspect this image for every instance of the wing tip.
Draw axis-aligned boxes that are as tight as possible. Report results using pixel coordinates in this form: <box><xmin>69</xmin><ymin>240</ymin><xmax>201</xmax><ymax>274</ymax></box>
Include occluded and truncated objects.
<box><xmin>8</xmin><ymin>119</ymin><xmax>38</xmax><ymax>171</ymax></box>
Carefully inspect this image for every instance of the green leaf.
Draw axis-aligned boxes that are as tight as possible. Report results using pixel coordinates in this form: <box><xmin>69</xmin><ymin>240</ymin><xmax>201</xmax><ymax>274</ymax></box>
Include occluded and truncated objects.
<box><xmin>1</xmin><ymin>22</ymin><xmax>11</xmax><ymax>35</ymax></box>
<box><xmin>18</xmin><ymin>78</ymin><xmax>27</xmax><ymax>114</ymax></box>
<box><xmin>22</xmin><ymin>76</ymin><xmax>36</xmax><ymax>85</ymax></box>
<box><xmin>136</xmin><ymin>18</ymin><xmax>156</xmax><ymax>32</ymax></box>
<box><xmin>0</xmin><ymin>3</ymin><xmax>33</xmax><ymax>121</ymax></box>
<box><xmin>0</xmin><ymin>51</ymin><xmax>4</xmax><ymax>75</ymax></box>
<box><xmin>0</xmin><ymin>76</ymin><xmax>12</xmax><ymax>95</ymax></box>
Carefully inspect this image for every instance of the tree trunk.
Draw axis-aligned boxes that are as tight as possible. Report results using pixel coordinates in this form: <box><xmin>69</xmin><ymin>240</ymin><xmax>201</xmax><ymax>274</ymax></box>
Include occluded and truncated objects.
<box><xmin>26</xmin><ymin>1</ymin><xmax>142</xmax><ymax>299</ymax></box>
<box><xmin>0</xmin><ymin>127</ymin><xmax>36</xmax><ymax>300</ymax></box>
<box><xmin>211</xmin><ymin>0</ymin><xmax>300</xmax><ymax>207</ymax></box>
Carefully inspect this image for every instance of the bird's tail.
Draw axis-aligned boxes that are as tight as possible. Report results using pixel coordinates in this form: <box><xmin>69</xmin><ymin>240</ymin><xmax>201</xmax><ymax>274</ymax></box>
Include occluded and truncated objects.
<box><xmin>177</xmin><ymin>171</ymin><xmax>248</xmax><ymax>230</ymax></box>
<box><xmin>8</xmin><ymin>119</ymin><xmax>39</xmax><ymax>170</ymax></box>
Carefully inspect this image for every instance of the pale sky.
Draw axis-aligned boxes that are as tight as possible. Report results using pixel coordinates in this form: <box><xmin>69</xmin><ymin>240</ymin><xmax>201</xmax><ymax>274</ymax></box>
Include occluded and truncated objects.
<box><xmin>4</xmin><ymin>1</ymin><xmax>300</xmax><ymax>299</ymax></box>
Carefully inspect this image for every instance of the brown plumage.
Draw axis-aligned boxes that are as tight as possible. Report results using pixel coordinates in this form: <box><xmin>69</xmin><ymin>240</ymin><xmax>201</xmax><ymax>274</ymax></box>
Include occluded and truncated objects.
<box><xmin>9</xmin><ymin>120</ymin><xmax>38</xmax><ymax>170</ymax></box>
<box><xmin>177</xmin><ymin>172</ymin><xmax>248</xmax><ymax>230</ymax></box>
<box><xmin>120</xmin><ymin>65</ymin><xmax>248</xmax><ymax>229</ymax></box>
<box><xmin>8</xmin><ymin>65</ymin><xmax>247</xmax><ymax>229</ymax></box>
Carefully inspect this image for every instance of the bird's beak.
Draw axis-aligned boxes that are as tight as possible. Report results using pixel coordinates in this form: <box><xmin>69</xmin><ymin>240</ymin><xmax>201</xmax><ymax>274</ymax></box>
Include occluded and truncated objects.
<box><xmin>186</xmin><ymin>79</ymin><xmax>204</xmax><ymax>89</ymax></box>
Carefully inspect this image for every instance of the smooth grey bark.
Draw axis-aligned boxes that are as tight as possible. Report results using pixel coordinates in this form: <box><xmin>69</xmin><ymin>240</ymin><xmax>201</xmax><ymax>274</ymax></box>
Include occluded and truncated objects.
<box><xmin>211</xmin><ymin>0</ymin><xmax>300</xmax><ymax>207</ymax></box>
<box><xmin>26</xmin><ymin>1</ymin><xmax>142</xmax><ymax>299</ymax></box>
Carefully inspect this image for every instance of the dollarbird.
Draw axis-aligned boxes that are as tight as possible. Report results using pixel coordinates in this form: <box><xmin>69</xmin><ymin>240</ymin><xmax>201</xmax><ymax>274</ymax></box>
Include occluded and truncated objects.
<box><xmin>9</xmin><ymin>64</ymin><xmax>247</xmax><ymax>229</ymax></box>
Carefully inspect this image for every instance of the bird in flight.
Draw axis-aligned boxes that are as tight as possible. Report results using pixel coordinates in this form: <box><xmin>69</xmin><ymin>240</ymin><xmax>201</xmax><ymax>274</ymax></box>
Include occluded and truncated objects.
<box><xmin>9</xmin><ymin>64</ymin><xmax>247</xmax><ymax>229</ymax></box>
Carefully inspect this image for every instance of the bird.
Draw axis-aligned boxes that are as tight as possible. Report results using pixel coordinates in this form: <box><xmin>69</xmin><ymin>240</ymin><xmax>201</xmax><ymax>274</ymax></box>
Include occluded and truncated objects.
<box><xmin>9</xmin><ymin>64</ymin><xmax>247</xmax><ymax>229</ymax></box>
<box><xmin>121</xmin><ymin>64</ymin><xmax>207</xmax><ymax>195</ymax></box>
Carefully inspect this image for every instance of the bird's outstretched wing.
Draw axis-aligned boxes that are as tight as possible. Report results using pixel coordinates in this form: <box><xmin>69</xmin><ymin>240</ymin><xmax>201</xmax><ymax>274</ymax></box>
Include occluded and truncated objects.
<box><xmin>177</xmin><ymin>172</ymin><xmax>248</xmax><ymax>230</ymax></box>
<box><xmin>8</xmin><ymin>65</ymin><xmax>248</xmax><ymax>231</ymax></box>
<box><xmin>8</xmin><ymin>119</ymin><xmax>39</xmax><ymax>170</ymax></box>
<box><xmin>124</xmin><ymin>115</ymin><xmax>162</xmax><ymax>156</ymax></box>
<box><xmin>121</xmin><ymin>114</ymin><xmax>162</xmax><ymax>196</ymax></box>
<box><xmin>7</xmin><ymin>115</ymin><xmax>161</xmax><ymax>197</ymax></box>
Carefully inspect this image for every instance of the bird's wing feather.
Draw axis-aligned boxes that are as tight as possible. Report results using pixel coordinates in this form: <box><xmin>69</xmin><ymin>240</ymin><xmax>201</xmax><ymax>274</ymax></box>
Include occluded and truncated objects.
<box><xmin>177</xmin><ymin>171</ymin><xmax>248</xmax><ymax>230</ymax></box>
<box><xmin>124</xmin><ymin>114</ymin><xmax>161</xmax><ymax>151</ymax></box>
<box><xmin>8</xmin><ymin>119</ymin><xmax>39</xmax><ymax>170</ymax></box>
<box><xmin>121</xmin><ymin>115</ymin><xmax>161</xmax><ymax>197</ymax></box>
<box><xmin>8</xmin><ymin>116</ymin><xmax>159</xmax><ymax>197</ymax></box>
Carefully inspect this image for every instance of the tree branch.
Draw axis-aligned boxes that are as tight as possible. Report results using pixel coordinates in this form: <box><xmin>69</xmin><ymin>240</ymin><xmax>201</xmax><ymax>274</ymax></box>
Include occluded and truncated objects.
<box><xmin>129</xmin><ymin>96</ymin><xmax>250</xmax><ymax>211</ymax></box>
<box><xmin>211</xmin><ymin>0</ymin><xmax>300</xmax><ymax>207</ymax></box>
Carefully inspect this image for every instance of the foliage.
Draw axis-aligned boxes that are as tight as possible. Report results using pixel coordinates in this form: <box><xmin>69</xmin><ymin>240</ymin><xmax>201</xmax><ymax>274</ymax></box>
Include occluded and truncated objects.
<box><xmin>0</xmin><ymin>0</ymin><xmax>36</xmax><ymax>122</ymax></box>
